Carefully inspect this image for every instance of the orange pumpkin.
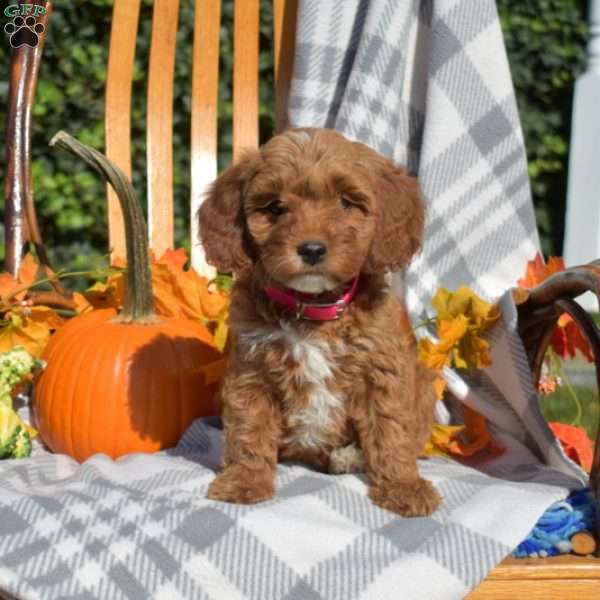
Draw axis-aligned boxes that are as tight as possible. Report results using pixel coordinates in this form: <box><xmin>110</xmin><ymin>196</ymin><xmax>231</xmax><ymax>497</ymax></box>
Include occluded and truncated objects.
<box><xmin>34</xmin><ymin>132</ymin><xmax>224</xmax><ymax>461</ymax></box>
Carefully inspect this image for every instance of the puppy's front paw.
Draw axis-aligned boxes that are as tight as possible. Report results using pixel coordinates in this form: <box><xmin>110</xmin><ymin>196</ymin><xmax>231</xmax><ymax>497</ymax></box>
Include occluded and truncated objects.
<box><xmin>369</xmin><ymin>477</ymin><xmax>441</xmax><ymax>517</ymax></box>
<box><xmin>207</xmin><ymin>465</ymin><xmax>275</xmax><ymax>505</ymax></box>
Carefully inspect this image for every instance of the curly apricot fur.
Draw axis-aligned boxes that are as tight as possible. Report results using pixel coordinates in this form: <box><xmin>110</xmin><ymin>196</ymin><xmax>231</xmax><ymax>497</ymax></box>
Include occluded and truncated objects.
<box><xmin>201</xmin><ymin>129</ymin><xmax>440</xmax><ymax>517</ymax></box>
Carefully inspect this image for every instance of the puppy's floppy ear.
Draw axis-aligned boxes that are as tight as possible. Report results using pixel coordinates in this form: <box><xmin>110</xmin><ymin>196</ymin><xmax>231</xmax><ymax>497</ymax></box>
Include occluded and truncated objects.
<box><xmin>199</xmin><ymin>150</ymin><xmax>261</xmax><ymax>273</ymax></box>
<box><xmin>367</xmin><ymin>159</ymin><xmax>425</xmax><ymax>272</ymax></box>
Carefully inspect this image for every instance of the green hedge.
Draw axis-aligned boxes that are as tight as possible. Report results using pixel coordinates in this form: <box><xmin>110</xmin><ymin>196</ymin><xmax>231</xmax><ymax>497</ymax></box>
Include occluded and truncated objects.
<box><xmin>0</xmin><ymin>0</ymin><xmax>276</xmax><ymax>272</ymax></box>
<box><xmin>498</xmin><ymin>0</ymin><xmax>587</xmax><ymax>255</ymax></box>
<box><xmin>0</xmin><ymin>0</ymin><xmax>588</xmax><ymax>271</ymax></box>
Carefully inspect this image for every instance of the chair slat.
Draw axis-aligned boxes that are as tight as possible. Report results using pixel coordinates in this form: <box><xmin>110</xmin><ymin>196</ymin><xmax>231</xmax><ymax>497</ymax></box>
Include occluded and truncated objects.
<box><xmin>190</xmin><ymin>0</ymin><xmax>221</xmax><ymax>275</ymax></box>
<box><xmin>105</xmin><ymin>0</ymin><xmax>141</xmax><ymax>261</ymax></box>
<box><xmin>273</xmin><ymin>0</ymin><xmax>298</xmax><ymax>133</ymax></box>
<box><xmin>233</xmin><ymin>0</ymin><xmax>260</xmax><ymax>161</ymax></box>
<box><xmin>147</xmin><ymin>0</ymin><xmax>180</xmax><ymax>257</ymax></box>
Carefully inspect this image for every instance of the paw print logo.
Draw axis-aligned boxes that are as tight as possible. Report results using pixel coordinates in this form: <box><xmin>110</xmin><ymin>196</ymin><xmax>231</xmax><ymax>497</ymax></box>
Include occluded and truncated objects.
<box><xmin>4</xmin><ymin>15</ymin><xmax>45</xmax><ymax>48</ymax></box>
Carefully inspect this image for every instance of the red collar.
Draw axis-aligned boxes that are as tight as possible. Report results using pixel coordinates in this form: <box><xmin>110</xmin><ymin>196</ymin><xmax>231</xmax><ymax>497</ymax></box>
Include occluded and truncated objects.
<box><xmin>264</xmin><ymin>277</ymin><xmax>359</xmax><ymax>321</ymax></box>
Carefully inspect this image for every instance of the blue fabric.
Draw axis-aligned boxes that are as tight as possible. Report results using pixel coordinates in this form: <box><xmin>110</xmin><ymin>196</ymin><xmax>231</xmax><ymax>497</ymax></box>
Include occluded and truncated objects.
<box><xmin>513</xmin><ymin>488</ymin><xmax>597</xmax><ymax>557</ymax></box>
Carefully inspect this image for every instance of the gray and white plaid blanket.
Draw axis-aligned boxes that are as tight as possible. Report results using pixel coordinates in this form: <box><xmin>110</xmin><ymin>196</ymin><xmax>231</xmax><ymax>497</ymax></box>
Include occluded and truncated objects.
<box><xmin>0</xmin><ymin>413</ymin><xmax>584</xmax><ymax>600</ymax></box>
<box><xmin>289</xmin><ymin>0</ymin><xmax>538</xmax><ymax>316</ymax></box>
<box><xmin>0</xmin><ymin>1</ymin><xmax>590</xmax><ymax>599</ymax></box>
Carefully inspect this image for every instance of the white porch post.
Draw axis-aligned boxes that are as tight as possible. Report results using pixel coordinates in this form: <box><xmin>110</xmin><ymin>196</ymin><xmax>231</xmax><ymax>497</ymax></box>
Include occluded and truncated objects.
<box><xmin>563</xmin><ymin>1</ymin><xmax>600</xmax><ymax>309</ymax></box>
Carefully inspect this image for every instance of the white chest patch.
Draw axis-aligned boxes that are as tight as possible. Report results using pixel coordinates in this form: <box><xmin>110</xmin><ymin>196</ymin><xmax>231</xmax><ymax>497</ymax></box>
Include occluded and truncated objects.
<box><xmin>286</xmin><ymin>334</ymin><xmax>342</xmax><ymax>449</ymax></box>
<box><xmin>240</xmin><ymin>322</ymin><xmax>343</xmax><ymax>450</ymax></box>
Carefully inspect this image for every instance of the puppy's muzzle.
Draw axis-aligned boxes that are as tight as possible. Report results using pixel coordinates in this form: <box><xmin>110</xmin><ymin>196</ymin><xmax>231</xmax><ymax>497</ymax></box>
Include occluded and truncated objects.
<box><xmin>297</xmin><ymin>241</ymin><xmax>327</xmax><ymax>265</ymax></box>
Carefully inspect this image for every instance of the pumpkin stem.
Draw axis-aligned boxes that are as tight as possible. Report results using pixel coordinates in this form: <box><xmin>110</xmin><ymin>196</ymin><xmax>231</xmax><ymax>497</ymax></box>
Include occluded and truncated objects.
<box><xmin>50</xmin><ymin>131</ymin><xmax>156</xmax><ymax>323</ymax></box>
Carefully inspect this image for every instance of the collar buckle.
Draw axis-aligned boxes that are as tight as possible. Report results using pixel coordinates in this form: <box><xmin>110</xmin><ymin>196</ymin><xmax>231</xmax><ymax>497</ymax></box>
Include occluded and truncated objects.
<box><xmin>295</xmin><ymin>302</ymin><xmax>306</xmax><ymax>320</ymax></box>
<box><xmin>334</xmin><ymin>302</ymin><xmax>346</xmax><ymax>318</ymax></box>
<box><xmin>294</xmin><ymin>298</ymin><xmax>347</xmax><ymax>321</ymax></box>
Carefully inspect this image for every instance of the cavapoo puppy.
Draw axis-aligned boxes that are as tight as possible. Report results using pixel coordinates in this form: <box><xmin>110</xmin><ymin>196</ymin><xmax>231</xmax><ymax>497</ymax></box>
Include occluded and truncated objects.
<box><xmin>200</xmin><ymin>128</ymin><xmax>440</xmax><ymax>517</ymax></box>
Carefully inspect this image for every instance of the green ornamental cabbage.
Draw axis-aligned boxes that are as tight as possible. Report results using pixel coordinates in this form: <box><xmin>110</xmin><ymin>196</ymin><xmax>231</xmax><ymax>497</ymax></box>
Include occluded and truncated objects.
<box><xmin>0</xmin><ymin>348</ymin><xmax>44</xmax><ymax>459</ymax></box>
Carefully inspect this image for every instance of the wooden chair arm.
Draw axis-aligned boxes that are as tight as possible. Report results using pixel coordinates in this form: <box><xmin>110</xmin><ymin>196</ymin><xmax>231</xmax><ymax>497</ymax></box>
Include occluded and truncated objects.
<box><xmin>515</xmin><ymin>261</ymin><xmax>600</xmax><ymax>531</ymax></box>
<box><xmin>4</xmin><ymin>3</ymin><xmax>69</xmax><ymax>299</ymax></box>
<box><xmin>516</xmin><ymin>261</ymin><xmax>600</xmax><ymax>374</ymax></box>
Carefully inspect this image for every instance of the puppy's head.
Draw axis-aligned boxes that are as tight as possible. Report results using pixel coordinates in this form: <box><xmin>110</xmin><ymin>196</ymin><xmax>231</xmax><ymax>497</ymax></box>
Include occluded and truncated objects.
<box><xmin>199</xmin><ymin>128</ymin><xmax>424</xmax><ymax>293</ymax></box>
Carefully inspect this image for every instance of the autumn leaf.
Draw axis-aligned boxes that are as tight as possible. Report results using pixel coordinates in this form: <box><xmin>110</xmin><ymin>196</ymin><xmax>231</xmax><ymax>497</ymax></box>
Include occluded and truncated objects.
<box><xmin>433</xmin><ymin>376</ymin><xmax>447</xmax><ymax>400</ymax></box>
<box><xmin>0</xmin><ymin>273</ymin><xmax>20</xmax><ymax>304</ymax></box>
<box><xmin>517</xmin><ymin>253</ymin><xmax>565</xmax><ymax>289</ymax></box>
<box><xmin>111</xmin><ymin>248</ymin><xmax>231</xmax><ymax>350</ymax></box>
<box><xmin>454</xmin><ymin>329</ymin><xmax>493</xmax><ymax>372</ymax></box>
<box><xmin>448</xmin><ymin>407</ymin><xmax>503</xmax><ymax>457</ymax></box>
<box><xmin>419</xmin><ymin>315</ymin><xmax>468</xmax><ymax>371</ymax></box>
<box><xmin>0</xmin><ymin>256</ymin><xmax>63</xmax><ymax>357</ymax></box>
<box><xmin>197</xmin><ymin>281</ymin><xmax>229</xmax><ymax>321</ymax></box>
<box><xmin>438</xmin><ymin>317</ymin><xmax>470</xmax><ymax>350</ymax></box>
<box><xmin>418</xmin><ymin>286</ymin><xmax>504</xmax><ymax>458</ymax></box>
<box><xmin>0</xmin><ymin>248</ymin><xmax>230</xmax><ymax>360</ymax></box>
<box><xmin>157</xmin><ymin>247</ymin><xmax>188</xmax><ymax>271</ymax></box>
<box><xmin>517</xmin><ymin>253</ymin><xmax>593</xmax><ymax>362</ymax></box>
<box><xmin>82</xmin><ymin>277</ymin><xmax>124</xmax><ymax>311</ymax></box>
<box><xmin>141</xmin><ymin>249</ymin><xmax>222</xmax><ymax>319</ymax></box>
<box><xmin>0</xmin><ymin>253</ymin><xmax>39</xmax><ymax>303</ymax></box>
<box><xmin>422</xmin><ymin>423</ymin><xmax>465</xmax><ymax>457</ymax></box>
<box><xmin>550</xmin><ymin>314</ymin><xmax>594</xmax><ymax>362</ymax></box>
<box><xmin>17</xmin><ymin>254</ymin><xmax>39</xmax><ymax>290</ymax></box>
<box><xmin>422</xmin><ymin>408</ymin><xmax>504</xmax><ymax>459</ymax></box>
<box><xmin>0</xmin><ymin>307</ymin><xmax>63</xmax><ymax>357</ymax></box>
<box><xmin>549</xmin><ymin>422</ymin><xmax>593</xmax><ymax>472</ymax></box>
<box><xmin>419</xmin><ymin>288</ymin><xmax>499</xmax><ymax>377</ymax></box>
<box><xmin>418</xmin><ymin>339</ymin><xmax>445</xmax><ymax>372</ymax></box>
<box><xmin>149</xmin><ymin>249</ymin><xmax>229</xmax><ymax>324</ymax></box>
<box><xmin>72</xmin><ymin>292</ymin><xmax>93</xmax><ymax>314</ymax></box>
<box><xmin>111</xmin><ymin>256</ymin><xmax>127</xmax><ymax>269</ymax></box>
<box><xmin>80</xmin><ymin>248</ymin><xmax>230</xmax><ymax>332</ymax></box>
<box><xmin>432</xmin><ymin>286</ymin><xmax>500</xmax><ymax>331</ymax></box>
<box><xmin>152</xmin><ymin>262</ymin><xmax>185</xmax><ymax>318</ymax></box>
<box><xmin>152</xmin><ymin>263</ymin><xmax>222</xmax><ymax>322</ymax></box>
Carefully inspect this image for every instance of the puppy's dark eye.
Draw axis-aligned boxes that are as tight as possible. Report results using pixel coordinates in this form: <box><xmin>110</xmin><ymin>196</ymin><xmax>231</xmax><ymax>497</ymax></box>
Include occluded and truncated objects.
<box><xmin>263</xmin><ymin>201</ymin><xmax>286</xmax><ymax>217</ymax></box>
<box><xmin>341</xmin><ymin>195</ymin><xmax>354</xmax><ymax>210</ymax></box>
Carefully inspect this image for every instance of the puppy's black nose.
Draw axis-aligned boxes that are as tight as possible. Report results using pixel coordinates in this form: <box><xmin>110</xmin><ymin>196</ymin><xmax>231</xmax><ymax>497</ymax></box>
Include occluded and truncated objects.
<box><xmin>297</xmin><ymin>241</ymin><xmax>327</xmax><ymax>265</ymax></box>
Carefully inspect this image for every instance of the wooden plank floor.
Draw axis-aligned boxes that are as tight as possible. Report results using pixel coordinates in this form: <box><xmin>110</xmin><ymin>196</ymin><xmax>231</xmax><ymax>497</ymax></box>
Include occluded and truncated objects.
<box><xmin>468</xmin><ymin>555</ymin><xmax>600</xmax><ymax>599</ymax></box>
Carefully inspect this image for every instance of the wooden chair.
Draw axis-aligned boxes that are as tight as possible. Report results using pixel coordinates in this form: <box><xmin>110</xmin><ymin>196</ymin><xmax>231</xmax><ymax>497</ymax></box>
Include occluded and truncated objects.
<box><xmin>4</xmin><ymin>0</ymin><xmax>600</xmax><ymax>597</ymax></box>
